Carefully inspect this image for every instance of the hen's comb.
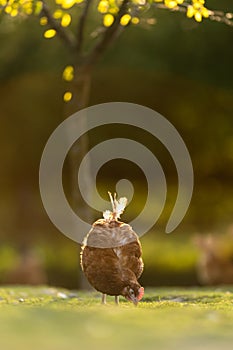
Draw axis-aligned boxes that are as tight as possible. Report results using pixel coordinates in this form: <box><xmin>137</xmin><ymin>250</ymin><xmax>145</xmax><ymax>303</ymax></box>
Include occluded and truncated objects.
<box><xmin>137</xmin><ymin>287</ymin><xmax>144</xmax><ymax>301</ymax></box>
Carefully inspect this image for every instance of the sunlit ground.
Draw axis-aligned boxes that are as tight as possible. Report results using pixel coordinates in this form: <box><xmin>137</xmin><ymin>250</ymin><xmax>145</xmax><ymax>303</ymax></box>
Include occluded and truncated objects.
<box><xmin>1</xmin><ymin>286</ymin><xmax>233</xmax><ymax>350</ymax></box>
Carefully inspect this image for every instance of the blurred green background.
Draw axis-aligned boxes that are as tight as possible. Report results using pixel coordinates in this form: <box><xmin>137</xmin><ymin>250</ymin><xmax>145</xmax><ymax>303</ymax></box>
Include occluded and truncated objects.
<box><xmin>0</xmin><ymin>1</ymin><xmax>233</xmax><ymax>289</ymax></box>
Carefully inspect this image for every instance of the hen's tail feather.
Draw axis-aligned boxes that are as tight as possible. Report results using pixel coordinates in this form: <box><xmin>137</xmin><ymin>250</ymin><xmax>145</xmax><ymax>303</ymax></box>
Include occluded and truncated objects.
<box><xmin>103</xmin><ymin>192</ymin><xmax>128</xmax><ymax>221</ymax></box>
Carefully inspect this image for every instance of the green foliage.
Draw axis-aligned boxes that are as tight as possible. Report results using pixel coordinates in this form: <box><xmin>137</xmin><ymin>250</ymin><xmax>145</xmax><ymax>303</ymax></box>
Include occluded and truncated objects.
<box><xmin>0</xmin><ymin>69</ymin><xmax>232</xmax><ymax>289</ymax></box>
<box><xmin>0</xmin><ymin>235</ymin><xmax>198</xmax><ymax>288</ymax></box>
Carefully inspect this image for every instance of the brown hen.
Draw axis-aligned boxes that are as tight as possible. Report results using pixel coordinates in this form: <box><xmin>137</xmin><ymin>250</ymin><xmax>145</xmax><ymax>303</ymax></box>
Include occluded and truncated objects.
<box><xmin>80</xmin><ymin>193</ymin><xmax>144</xmax><ymax>305</ymax></box>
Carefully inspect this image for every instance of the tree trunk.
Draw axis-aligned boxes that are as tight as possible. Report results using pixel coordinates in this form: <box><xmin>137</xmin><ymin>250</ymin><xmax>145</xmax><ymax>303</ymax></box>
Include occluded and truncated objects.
<box><xmin>64</xmin><ymin>64</ymin><xmax>93</xmax><ymax>290</ymax></box>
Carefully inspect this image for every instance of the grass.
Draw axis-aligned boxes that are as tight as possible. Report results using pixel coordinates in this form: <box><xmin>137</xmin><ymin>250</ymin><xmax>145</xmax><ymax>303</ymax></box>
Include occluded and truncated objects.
<box><xmin>0</xmin><ymin>286</ymin><xmax>233</xmax><ymax>350</ymax></box>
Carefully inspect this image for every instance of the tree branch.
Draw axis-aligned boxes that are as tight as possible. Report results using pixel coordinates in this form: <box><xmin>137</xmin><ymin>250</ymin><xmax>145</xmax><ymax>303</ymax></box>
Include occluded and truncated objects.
<box><xmin>84</xmin><ymin>0</ymin><xmax>130</xmax><ymax>69</ymax></box>
<box><xmin>153</xmin><ymin>2</ymin><xmax>233</xmax><ymax>27</ymax></box>
<box><xmin>76</xmin><ymin>0</ymin><xmax>93</xmax><ymax>54</ymax></box>
<box><xmin>41</xmin><ymin>0</ymin><xmax>77</xmax><ymax>51</ymax></box>
<box><xmin>209</xmin><ymin>11</ymin><xmax>233</xmax><ymax>27</ymax></box>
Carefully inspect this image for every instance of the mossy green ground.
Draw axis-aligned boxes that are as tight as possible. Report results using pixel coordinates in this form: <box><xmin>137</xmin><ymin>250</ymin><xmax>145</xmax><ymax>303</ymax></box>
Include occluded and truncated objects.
<box><xmin>0</xmin><ymin>287</ymin><xmax>233</xmax><ymax>350</ymax></box>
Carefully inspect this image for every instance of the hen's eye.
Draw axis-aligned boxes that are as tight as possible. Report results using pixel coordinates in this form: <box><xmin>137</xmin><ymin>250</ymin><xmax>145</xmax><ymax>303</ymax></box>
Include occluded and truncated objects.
<box><xmin>129</xmin><ymin>289</ymin><xmax>134</xmax><ymax>296</ymax></box>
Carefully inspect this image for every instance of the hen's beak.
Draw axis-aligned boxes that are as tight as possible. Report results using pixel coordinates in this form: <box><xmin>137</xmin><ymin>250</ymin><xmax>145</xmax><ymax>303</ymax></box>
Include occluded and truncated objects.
<box><xmin>132</xmin><ymin>297</ymin><xmax>138</xmax><ymax>306</ymax></box>
<box><xmin>125</xmin><ymin>295</ymin><xmax>138</xmax><ymax>306</ymax></box>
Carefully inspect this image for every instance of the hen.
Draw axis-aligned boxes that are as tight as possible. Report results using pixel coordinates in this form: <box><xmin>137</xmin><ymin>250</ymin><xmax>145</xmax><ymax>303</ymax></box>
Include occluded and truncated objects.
<box><xmin>80</xmin><ymin>193</ymin><xmax>144</xmax><ymax>305</ymax></box>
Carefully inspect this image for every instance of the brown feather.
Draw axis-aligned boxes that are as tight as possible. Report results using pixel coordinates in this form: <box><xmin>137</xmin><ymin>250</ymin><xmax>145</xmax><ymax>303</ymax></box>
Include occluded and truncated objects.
<box><xmin>80</xmin><ymin>219</ymin><xmax>144</xmax><ymax>297</ymax></box>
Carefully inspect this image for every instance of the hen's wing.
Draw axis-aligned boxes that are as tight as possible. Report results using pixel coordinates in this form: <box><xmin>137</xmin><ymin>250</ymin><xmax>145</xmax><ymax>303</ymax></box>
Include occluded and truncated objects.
<box><xmin>113</xmin><ymin>240</ymin><xmax>144</xmax><ymax>280</ymax></box>
<box><xmin>81</xmin><ymin>246</ymin><xmax>126</xmax><ymax>296</ymax></box>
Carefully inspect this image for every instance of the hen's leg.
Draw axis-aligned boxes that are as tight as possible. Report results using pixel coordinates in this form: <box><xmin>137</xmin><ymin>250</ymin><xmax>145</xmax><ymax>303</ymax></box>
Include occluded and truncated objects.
<box><xmin>115</xmin><ymin>296</ymin><xmax>119</xmax><ymax>305</ymax></box>
<box><xmin>102</xmin><ymin>293</ymin><xmax>107</xmax><ymax>304</ymax></box>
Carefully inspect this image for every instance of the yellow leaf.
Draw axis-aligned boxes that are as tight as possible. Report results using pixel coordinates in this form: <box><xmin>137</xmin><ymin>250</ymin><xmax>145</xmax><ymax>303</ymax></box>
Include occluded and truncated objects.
<box><xmin>120</xmin><ymin>14</ymin><xmax>131</xmax><ymax>26</ymax></box>
<box><xmin>192</xmin><ymin>0</ymin><xmax>205</xmax><ymax>4</ymax></box>
<box><xmin>62</xmin><ymin>65</ymin><xmax>74</xmax><ymax>81</ymax></box>
<box><xmin>131</xmin><ymin>17</ymin><xmax>140</xmax><ymax>24</ymax></box>
<box><xmin>109</xmin><ymin>7</ymin><xmax>119</xmax><ymax>15</ymax></box>
<box><xmin>135</xmin><ymin>0</ymin><xmax>146</xmax><ymax>5</ymax></box>
<box><xmin>10</xmin><ymin>8</ymin><xmax>18</xmax><ymax>17</ymax></box>
<box><xmin>165</xmin><ymin>0</ymin><xmax>177</xmax><ymax>9</ymax></box>
<box><xmin>53</xmin><ymin>10</ymin><xmax>63</xmax><ymax>19</ymax></box>
<box><xmin>109</xmin><ymin>0</ymin><xmax>116</xmax><ymax>5</ymax></box>
<box><xmin>98</xmin><ymin>0</ymin><xmax>109</xmax><ymax>14</ymax></box>
<box><xmin>194</xmin><ymin>11</ymin><xmax>202</xmax><ymax>22</ymax></box>
<box><xmin>201</xmin><ymin>7</ymin><xmax>209</xmax><ymax>18</ymax></box>
<box><xmin>103</xmin><ymin>13</ymin><xmax>114</xmax><ymax>27</ymax></box>
<box><xmin>44</xmin><ymin>29</ymin><xmax>56</xmax><ymax>39</ymax></box>
<box><xmin>193</xmin><ymin>3</ymin><xmax>201</xmax><ymax>10</ymax></box>
<box><xmin>61</xmin><ymin>0</ymin><xmax>76</xmax><ymax>9</ymax></box>
<box><xmin>40</xmin><ymin>16</ymin><xmax>48</xmax><ymax>26</ymax></box>
<box><xmin>187</xmin><ymin>5</ymin><xmax>195</xmax><ymax>18</ymax></box>
<box><xmin>4</xmin><ymin>6</ymin><xmax>12</xmax><ymax>14</ymax></box>
<box><xmin>34</xmin><ymin>1</ymin><xmax>43</xmax><ymax>15</ymax></box>
<box><xmin>61</xmin><ymin>13</ymin><xmax>71</xmax><ymax>27</ymax></box>
<box><xmin>63</xmin><ymin>91</ymin><xmax>73</xmax><ymax>102</ymax></box>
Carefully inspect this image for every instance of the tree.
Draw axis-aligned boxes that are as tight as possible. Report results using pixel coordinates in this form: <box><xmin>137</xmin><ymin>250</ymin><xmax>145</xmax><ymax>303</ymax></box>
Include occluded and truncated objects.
<box><xmin>1</xmin><ymin>0</ymin><xmax>232</xmax><ymax>287</ymax></box>
<box><xmin>1</xmin><ymin>1</ymin><xmax>232</xmax><ymax>109</ymax></box>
